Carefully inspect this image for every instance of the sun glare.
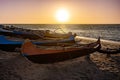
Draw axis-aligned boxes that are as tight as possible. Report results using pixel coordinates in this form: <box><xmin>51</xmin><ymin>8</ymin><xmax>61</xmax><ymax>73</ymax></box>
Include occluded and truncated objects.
<box><xmin>56</xmin><ymin>9</ymin><xmax>69</xmax><ymax>22</ymax></box>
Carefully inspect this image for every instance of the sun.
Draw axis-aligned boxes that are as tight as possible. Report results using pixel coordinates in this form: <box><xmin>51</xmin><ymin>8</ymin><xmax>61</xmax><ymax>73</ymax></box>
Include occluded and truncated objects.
<box><xmin>55</xmin><ymin>9</ymin><xmax>69</xmax><ymax>22</ymax></box>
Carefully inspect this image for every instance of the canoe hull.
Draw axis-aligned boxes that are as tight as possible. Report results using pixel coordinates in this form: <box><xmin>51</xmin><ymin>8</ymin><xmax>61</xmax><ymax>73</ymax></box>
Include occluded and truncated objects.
<box><xmin>24</xmin><ymin>46</ymin><xmax>100</xmax><ymax>64</ymax></box>
<box><xmin>0</xmin><ymin>31</ymin><xmax>39</xmax><ymax>39</ymax></box>
<box><xmin>97</xmin><ymin>48</ymin><xmax>120</xmax><ymax>54</ymax></box>
<box><xmin>21</xmin><ymin>37</ymin><xmax>101</xmax><ymax>63</ymax></box>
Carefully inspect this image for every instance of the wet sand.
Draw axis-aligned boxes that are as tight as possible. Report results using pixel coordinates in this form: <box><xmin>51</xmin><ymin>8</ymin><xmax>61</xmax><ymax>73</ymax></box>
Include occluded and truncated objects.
<box><xmin>0</xmin><ymin>37</ymin><xmax>120</xmax><ymax>80</ymax></box>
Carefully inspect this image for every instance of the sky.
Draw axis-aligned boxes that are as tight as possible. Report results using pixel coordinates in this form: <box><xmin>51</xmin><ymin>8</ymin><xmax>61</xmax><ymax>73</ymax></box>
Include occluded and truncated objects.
<box><xmin>0</xmin><ymin>0</ymin><xmax>120</xmax><ymax>24</ymax></box>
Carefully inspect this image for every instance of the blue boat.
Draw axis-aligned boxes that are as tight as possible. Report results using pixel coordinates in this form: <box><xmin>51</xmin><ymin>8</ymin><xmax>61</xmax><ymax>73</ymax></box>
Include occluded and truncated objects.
<box><xmin>0</xmin><ymin>35</ymin><xmax>75</xmax><ymax>52</ymax></box>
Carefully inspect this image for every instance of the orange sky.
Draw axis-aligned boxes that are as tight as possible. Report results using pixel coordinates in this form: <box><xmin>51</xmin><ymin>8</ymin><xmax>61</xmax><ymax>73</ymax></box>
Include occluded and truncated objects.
<box><xmin>0</xmin><ymin>0</ymin><xmax>120</xmax><ymax>24</ymax></box>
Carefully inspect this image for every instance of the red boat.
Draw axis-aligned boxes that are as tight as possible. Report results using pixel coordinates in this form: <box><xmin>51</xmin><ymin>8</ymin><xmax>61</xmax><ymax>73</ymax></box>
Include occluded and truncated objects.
<box><xmin>21</xmin><ymin>37</ymin><xmax>101</xmax><ymax>63</ymax></box>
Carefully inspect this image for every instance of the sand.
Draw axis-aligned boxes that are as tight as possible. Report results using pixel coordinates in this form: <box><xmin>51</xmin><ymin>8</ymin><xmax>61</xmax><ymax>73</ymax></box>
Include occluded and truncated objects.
<box><xmin>0</xmin><ymin>37</ymin><xmax>120</xmax><ymax>80</ymax></box>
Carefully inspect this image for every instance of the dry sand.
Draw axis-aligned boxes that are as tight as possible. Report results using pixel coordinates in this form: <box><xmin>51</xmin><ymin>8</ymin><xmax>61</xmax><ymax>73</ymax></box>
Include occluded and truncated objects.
<box><xmin>0</xmin><ymin>37</ymin><xmax>120</xmax><ymax>80</ymax></box>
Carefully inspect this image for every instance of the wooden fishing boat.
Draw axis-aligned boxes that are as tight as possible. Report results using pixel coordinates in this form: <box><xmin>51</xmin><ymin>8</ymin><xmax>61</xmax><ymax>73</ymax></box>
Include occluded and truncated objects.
<box><xmin>98</xmin><ymin>48</ymin><xmax>120</xmax><ymax>54</ymax></box>
<box><xmin>21</xmin><ymin>37</ymin><xmax>101</xmax><ymax>63</ymax></box>
<box><xmin>44</xmin><ymin>30</ymin><xmax>76</xmax><ymax>39</ymax></box>
<box><xmin>0</xmin><ymin>27</ymin><xmax>76</xmax><ymax>40</ymax></box>
<box><xmin>0</xmin><ymin>25</ymin><xmax>4</xmax><ymax>28</ymax></box>
<box><xmin>0</xmin><ymin>35</ymin><xmax>75</xmax><ymax>52</ymax></box>
<box><xmin>1</xmin><ymin>25</ymin><xmax>78</xmax><ymax>39</ymax></box>
<box><xmin>0</xmin><ymin>28</ymin><xmax>40</xmax><ymax>39</ymax></box>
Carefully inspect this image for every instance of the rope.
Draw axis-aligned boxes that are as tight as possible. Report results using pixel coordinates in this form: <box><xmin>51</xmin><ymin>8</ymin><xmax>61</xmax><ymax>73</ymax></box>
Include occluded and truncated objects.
<box><xmin>54</xmin><ymin>25</ymin><xmax>66</xmax><ymax>34</ymax></box>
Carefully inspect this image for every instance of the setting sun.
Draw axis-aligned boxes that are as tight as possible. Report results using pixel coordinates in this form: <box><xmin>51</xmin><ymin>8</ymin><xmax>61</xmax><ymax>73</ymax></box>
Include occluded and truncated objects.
<box><xmin>55</xmin><ymin>9</ymin><xmax>70</xmax><ymax>22</ymax></box>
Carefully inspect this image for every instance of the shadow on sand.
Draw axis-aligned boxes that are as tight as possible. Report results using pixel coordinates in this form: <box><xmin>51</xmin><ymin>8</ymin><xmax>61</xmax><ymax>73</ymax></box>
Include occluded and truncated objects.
<box><xmin>0</xmin><ymin>52</ymin><xmax>120</xmax><ymax>80</ymax></box>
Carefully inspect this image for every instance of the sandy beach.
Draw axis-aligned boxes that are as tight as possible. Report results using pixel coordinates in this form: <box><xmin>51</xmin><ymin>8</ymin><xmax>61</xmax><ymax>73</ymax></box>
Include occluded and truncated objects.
<box><xmin>0</xmin><ymin>37</ymin><xmax>120</xmax><ymax>80</ymax></box>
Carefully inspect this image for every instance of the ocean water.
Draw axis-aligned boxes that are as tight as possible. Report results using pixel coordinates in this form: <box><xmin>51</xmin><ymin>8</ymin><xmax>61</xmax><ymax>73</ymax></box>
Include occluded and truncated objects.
<box><xmin>12</xmin><ymin>24</ymin><xmax>120</xmax><ymax>42</ymax></box>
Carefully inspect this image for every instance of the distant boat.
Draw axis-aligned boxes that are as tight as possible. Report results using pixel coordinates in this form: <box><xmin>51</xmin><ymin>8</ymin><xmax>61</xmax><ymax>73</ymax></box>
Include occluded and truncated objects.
<box><xmin>0</xmin><ymin>25</ymin><xmax>4</xmax><ymax>28</ymax></box>
<box><xmin>0</xmin><ymin>27</ymin><xmax>76</xmax><ymax>40</ymax></box>
<box><xmin>21</xmin><ymin>37</ymin><xmax>101</xmax><ymax>63</ymax></box>
<box><xmin>0</xmin><ymin>28</ymin><xmax>40</xmax><ymax>39</ymax></box>
<box><xmin>0</xmin><ymin>35</ymin><xmax>75</xmax><ymax>52</ymax></box>
<box><xmin>43</xmin><ymin>30</ymin><xmax>76</xmax><ymax>39</ymax></box>
<box><xmin>98</xmin><ymin>48</ymin><xmax>120</xmax><ymax>54</ymax></box>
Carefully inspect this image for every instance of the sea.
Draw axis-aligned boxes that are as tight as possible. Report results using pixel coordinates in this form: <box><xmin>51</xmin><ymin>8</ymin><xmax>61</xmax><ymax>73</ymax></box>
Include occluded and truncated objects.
<box><xmin>10</xmin><ymin>24</ymin><xmax>120</xmax><ymax>42</ymax></box>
